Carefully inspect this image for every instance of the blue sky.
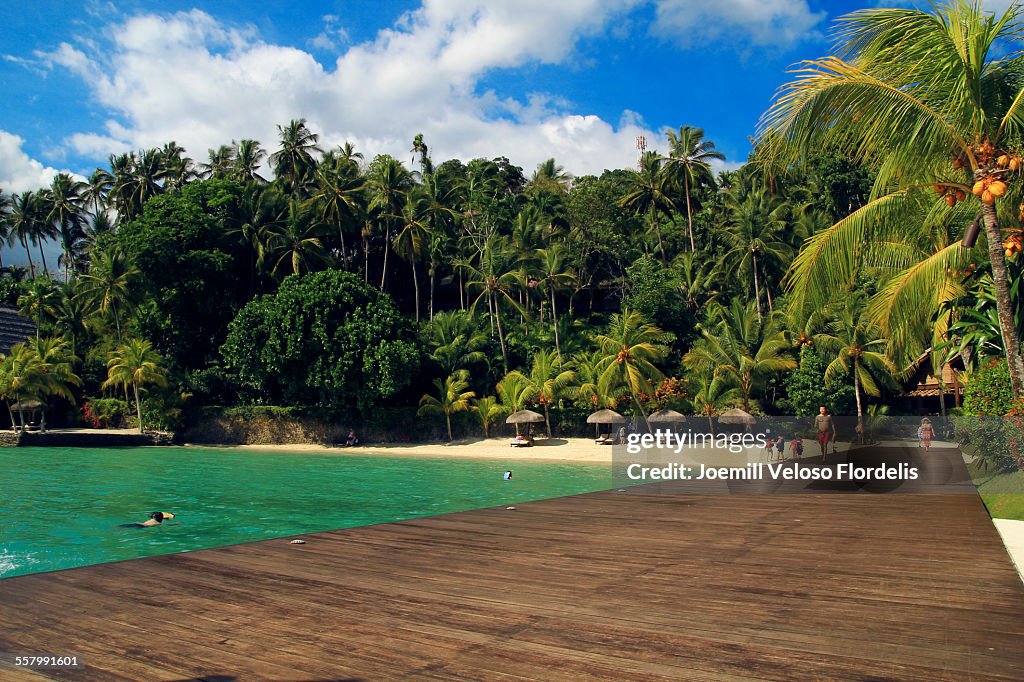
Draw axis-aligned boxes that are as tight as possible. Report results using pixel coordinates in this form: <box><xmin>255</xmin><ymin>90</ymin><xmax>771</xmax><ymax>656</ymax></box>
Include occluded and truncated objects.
<box><xmin>0</xmin><ymin>0</ymin><xmax>1011</xmax><ymax>193</ymax></box>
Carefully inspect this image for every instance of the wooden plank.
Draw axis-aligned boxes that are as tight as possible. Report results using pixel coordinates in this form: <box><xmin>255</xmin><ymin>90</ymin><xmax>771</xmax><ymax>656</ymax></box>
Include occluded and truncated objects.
<box><xmin>1</xmin><ymin>447</ymin><xmax>1022</xmax><ymax>680</ymax></box>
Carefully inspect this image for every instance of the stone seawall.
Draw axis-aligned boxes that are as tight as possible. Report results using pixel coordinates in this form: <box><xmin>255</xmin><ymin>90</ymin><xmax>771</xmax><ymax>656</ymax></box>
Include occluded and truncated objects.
<box><xmin>17</xmin><ymin>431</ymin><xmax>176</xmax><ymax>447</ymax></box>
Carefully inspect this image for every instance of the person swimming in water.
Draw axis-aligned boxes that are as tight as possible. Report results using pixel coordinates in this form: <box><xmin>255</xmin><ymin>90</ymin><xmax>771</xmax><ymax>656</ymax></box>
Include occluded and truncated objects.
<box><xmin>121</xmin><ymin>511</ymin><xmax>176</xmax><ymax>528</ymax></box>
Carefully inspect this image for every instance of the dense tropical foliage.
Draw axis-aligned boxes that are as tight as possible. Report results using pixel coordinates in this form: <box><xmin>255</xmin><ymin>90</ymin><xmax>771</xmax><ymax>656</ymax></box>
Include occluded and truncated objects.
<box><xmin>0</xmin><ymin>2</ymin><xmax>1021</xmax><ymax>473</ymax></box>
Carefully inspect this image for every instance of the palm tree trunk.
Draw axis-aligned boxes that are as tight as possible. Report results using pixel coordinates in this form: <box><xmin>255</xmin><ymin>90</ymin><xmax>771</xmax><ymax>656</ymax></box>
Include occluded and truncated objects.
<box><xmin>752</xmin><ymin>253</ymin><xmax>763</xmax><ymax>323</ymax></box>
<box><xmin>429</xmin><ymin>264</ymin><xmax>436</xmax><ymax>322</ymax></box>
<box><xmin>380</xmin><ymin>227</ymin><xmax>390</xmax><ymax>291</ymax></box>
<box><xmin>446</xmin><ymin>412</ymin><xmax>452</xmax><ymax>441</ymax></box>
<box><xmin>363</xmin><ymin>234</ymin><xmax>369</xmax><ymax>283</ymax></box>
<box><xmin>685</xmin><ymin>173</ymin><xmax>696</xmax><ymax>253</ymax></box>
<box><xmin>632</xmin><ymin>392</ymin><xmax>650</xmax><ymax>432</ymax></box>
<box><xmin>652</xmin><ymin>212</ymin><xmax>666</xmax><ymax>263</ymax></box>
<box><xmin>337</xmin><ymin>224</ymin><xmax>347</xmax><ymax>268</ymax></box>
<box><xmin>459</xmin><ymin>271</ymin><xmax>465</xmax><ymax>311</ymax></box>
<box><xmin>551</xmin><ymin>287</ymin><xmax>561</xmax><ymax>363</ymax></box>
<box><xmin>980</xmin><ymin>201</ymin><xmax>1024</xmax><ymax>397</ymax></box>
<box><xmin>854</xmin><ymin>367</ymin><xmax>863</xmax><ymax>441</ymax></box>
<box><xmin>494</xmin><ymin>296</ymin><xmax>509</xmax><ymax>372</ymax></box>
<box><xmin>38</xmin><ymin>243</ymin><xmax>49</xmax><ymax>275</ymax></box>
<box><xmin>22</xmin><ymin>237</ymin><xmax>35</xmax><ymax>279</ymax></box>
<box><xmin>133</xmin><ymin>382</ymin><xmax>143</xmax><ymax>433</ymax></box>
<box><xmin>410</xmin><ymin>253</ymin><xmax>420</xmax><ymax>323</ymax></box>
<box><xmin>543</xmin><ymin>402</ymin><xmax>552</xmax><ymax>438</ymax></box>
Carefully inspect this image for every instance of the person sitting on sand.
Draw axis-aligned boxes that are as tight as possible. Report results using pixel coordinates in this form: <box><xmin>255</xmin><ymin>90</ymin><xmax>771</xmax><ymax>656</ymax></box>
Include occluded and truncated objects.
<box><xmin>345</xmin><ymin>430</ymin><xmax>358</xmax><ymax>447</ymax></box>
<box><xmin>123</xmin><ymin>511</ymin><xmax>176</xmax><ymax>528</ymax></box>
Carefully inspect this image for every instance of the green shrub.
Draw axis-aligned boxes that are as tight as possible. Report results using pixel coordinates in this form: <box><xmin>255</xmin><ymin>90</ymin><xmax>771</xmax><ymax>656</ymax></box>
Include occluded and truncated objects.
<box><xmin>963</xmin><ymin>359</ymin><xmax>1015</xmax><ymax>416</ymax></box>
<box><xmin>80</xmin><ymin>398</ymin><xmax>131</xmax><ymax>428</ymax></box>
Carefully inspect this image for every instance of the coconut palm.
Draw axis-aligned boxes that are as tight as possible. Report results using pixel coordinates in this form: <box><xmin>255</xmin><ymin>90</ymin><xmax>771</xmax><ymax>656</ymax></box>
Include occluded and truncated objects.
<box><xmin>78</xmin><ymin>246</ymin><xmax>137</xmax><ymax>342</ymax></box>
<box><xmin>18</xmin><ymin>277</ymin><xmax>60</xmax><ymax>340</ymax></box>
<box><xmin>463</xmin><ymin>235</ymin><xmax>526</xmax><ymax>372</ymax></box>
<box><xmin>308</xmin><ymin>157</ymin><xmax>364</xmax><ymax>266</ymax></box>
<box><xmin>391</xmin><ymin>193</ymin><xmax>432</xmax><ymax>322</ymax></box>
<box><xmin>268</xmin><ymin>204</ymin><xmax>330</xmax><ymax>278</ymax></box>
<box><xmin>688</xmin><ymin>367</ymin><xmax>743</xmax><ymax>434</ymax></box>
<box><xmin>683</xmin><ymin>301</ymin><xmax>797</xmax><ymax>413</ymax></box>
<box><xmin>47</xmin><ymin>173</ymin><xmax>88</xmax><ymax>280</ymax></box>
<box><xmin>271</xmin><ymin>119</ymin><xmax>322</xmax><ymax>197</ymax></box>
<box><xmin>367</xmin><ymin>155</ymin><xmax>412</xmax><ymax>290</ymax></box>
<box><xmin>418</xmin><ymin>370</ymin><xmax>475</xmax><ymax>441</ymax></box>
<box><xmin>160</xmin><ymin>141</ymin><xmax>196</xmax><ymax>190</ymax></box>
<box><xmin>595</xmin><ymin>310</ymin><xmax>673</xmax><ymax>422</ymax></box>
<box><xmin>426</xmin><ymin>310</ymin><xmax>489</xmax><ymax>376</ymax></box>
<box><xmin>233</xmin><ymin>139</ymin><xmax>268</xmax><ymax>185</ymax></box>
<box><xmin>760</xmin><ymin>1</ymin><xmax>1024</xmax><ymax>397</ymax></box>
<box><xmin>496</xmin><ymin>371</ymin><xmax>532</xmax><ymax>417</ymax></box>
<box><xmin>665</xmin><ymin>125</ymin><xmax>724</xmax><ymax>252</ymax></box>
<box><xmin>101</xmin><ymin>338</ymin><xmax>168</xmax><ymax>433</ymax></box>
<box><xmin>470</xmin><ymin>395</ymin><xmax>506</xmax><ymax>438</ymax></box>
<box><xmin>507</xmin><ymin>349</ymin><xmax>575</xmax><ymax>437</ymax></box>
<box><xmin>814</xmin><ymin>295</ymin><xmax>897</xmax><ymax>435</ymax></box>
<box><xmin>8</xmin><ymin>192</ymin><xmax>47</xmax><ymax>277</ymax></box>
<box><xmin>533</xmin><ymin>245</ymin><xmax>575</xmax><ymax>363</ymax></box>
<box><xmin>530</xmin><ymin>157</ymin><xmax>572</xmax><ymax>195</ymax></box>
<box><xmin>619</xmin><ymin>151</ymin><xmax>677</xmax><ymax>261</ymax></box>
<box><xmin>0</xmin><ymin>338</ymin><xmax>80</xmax><ymax>431</ymax></box>
<box><xmin>720</xmin><ymin>185</ymin><xmax>793</xmax><ymax>321</ymax></box>
<box><xmin>567</xmin><ymin>350</ymin><xmax>623</xmax><ymax>409</ymax></box>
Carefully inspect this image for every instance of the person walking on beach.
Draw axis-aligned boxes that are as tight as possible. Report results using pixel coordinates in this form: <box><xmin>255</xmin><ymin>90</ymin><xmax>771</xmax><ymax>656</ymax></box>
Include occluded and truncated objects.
<box><xmin>815</xmin><ymin>406</ymin><xmax>836</xmax><ymax>460</ymax></box>
<box><xmin>918</xmin><ymin>418</ymin><xmax>934</xmax><ymax>452</ymax></box>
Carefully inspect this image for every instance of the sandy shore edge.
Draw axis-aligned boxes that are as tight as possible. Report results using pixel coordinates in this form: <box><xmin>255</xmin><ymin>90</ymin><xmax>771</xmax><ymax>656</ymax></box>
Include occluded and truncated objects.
<box><xmin>183</xmin><ymin>437</ymin><xmax>617</xmax><ymax>462</ymax></box>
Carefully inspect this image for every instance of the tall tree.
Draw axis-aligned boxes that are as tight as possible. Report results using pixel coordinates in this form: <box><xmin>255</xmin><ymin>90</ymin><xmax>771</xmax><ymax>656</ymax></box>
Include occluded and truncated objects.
<box><xmin>761</xmin><ymin>1</ymin><xmax>1024</xmax><ymax>397</ymax></box>
<box><xmin>619</xmin><ymin>151</ymin><xmax>677</xmax><ymax>261</ymax></box>
<box><xmin>665</xmin><ymin>125</ymin><xmax>724</xmax><ymax>252</ymax></box>
<box><xmin>507</xmin><ymin>349</ymin><xmax>575</xmax><ymax>437</ymax></box>
<box><xmin>102</xmin><ymin>338</ymin><xmax>168</xmax><ymax>433</ymax></box>
<box><xmin>595</xmin><ymin>310</ymin><xmax>673</xmax><ymax>422</ymax></box>
<box><xmin>270</xmin><ymin>119</ymin><xmax>322</xmax><ymax>196</ymax></box>
<box><xmin>418</xmin><ymin>370</ymin><xmax>475</xmax><ymax>441</ymax></box>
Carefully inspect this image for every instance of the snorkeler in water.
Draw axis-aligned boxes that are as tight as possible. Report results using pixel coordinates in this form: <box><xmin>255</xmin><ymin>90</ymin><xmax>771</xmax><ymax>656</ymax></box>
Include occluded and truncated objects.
<box><xmin>121</xmin><ymin>511</ymin><xmax>178</xmax><ymax>528</ymax></box>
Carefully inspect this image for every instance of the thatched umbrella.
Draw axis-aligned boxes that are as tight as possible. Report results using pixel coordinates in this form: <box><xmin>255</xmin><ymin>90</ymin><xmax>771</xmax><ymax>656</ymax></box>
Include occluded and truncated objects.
<box><xmin>718</xmin><ymin>408</ymin><xmax>756</xmax><ymax>425</ymax></box>
<box><xmin>506</xmin><ymin>409</ymin><xmax>544</xmax><ymax>436</ymax></box>
<box><xmin>647</xmin><ymin>408</ymin><xmax>687</xmax><ymax>424</ymax></box>
<box><xmin>586</xmin><ymin>408</ymin><xmax>626</xmax><ymax>438</ymax></box>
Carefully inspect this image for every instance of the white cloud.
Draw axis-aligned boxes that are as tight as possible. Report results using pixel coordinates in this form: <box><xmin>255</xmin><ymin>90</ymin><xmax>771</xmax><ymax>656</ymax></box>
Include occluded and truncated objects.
<box><xmin>0</xmin><ymin>130</ymin><xmax>66</xmax><ymax>194</ymax></box>
<box><xmin>36</xmin><ymin>2</ymin><xmax>683</xmax><ymax>178</ymax></box>
<box><xmin>652</xmin><ymin>0</ymin><xmax>826</xmax><ymax>50</ymax></box>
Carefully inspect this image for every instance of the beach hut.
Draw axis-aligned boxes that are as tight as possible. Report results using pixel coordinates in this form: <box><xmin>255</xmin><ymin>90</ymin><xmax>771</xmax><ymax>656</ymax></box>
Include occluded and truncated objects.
<box><xmin>647</xmin><ymin>409</ymin><xmax>687</xmax><ymax>424</ymax></box>
<box><xmin>505</xmin><ymin>409</ymin><xmax>544</xmax><ymax>437</ymax></box>
<box><xmin>586</xmin><ymin>408</ymin><xmax>626</xmax><ymax>441</ymax></box>
<box><xmin>718</xmin><ymin>408</ymin><xmax>756</xmax><ymax>425</ymax></box>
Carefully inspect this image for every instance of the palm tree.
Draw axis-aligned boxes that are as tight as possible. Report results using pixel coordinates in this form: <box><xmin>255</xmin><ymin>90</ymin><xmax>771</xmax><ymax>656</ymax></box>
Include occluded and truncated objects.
<box><xmin>533</xmin><ymin>245</ymin><xmax>575</xmax><ymax>362</ymax></box>
<box><xmin>814</xmin><ymin>295</ymin><xmax>896</xmax><ymax>435</ymax></box>
<box><xmin>688</xmin><ymin>367</ymin><xmax>743</xmax><ymax>434</ymax></box>
<box><xmin>720</xmin><ymin>185</ymin><xmax>792</xmax><ymax>321</ymax></box>
<box><xmin>270</xmin><ymin>119</ymin><xmax>322</xmax><ymax>196</ymax></box>
<box><xmin>18</xmin><ymin>277</ymin><xmax>60</xmax><ymax>340</ymax></box>
<box><xmin>101</xmin><ymin>338</ymin><xmax>168</xmax><ymax>433</ymax></box>
<box><xmin>391</xmin><ymin>193</ymin><xmax>431</xmax><ymax>322</ymax></box>
<box><xmin>425</xmin><ymin>310</ymin><xmax>489</xmax><ymax>375</ymax></box>
<box><xmin>567</xmin><ymin>350</ymin><xmax>623</xmax><ymax>409</ymax></box>
<box><xmin>0</xmin><ymin>338</ymin><xmax>80</xmax><ymax>431</ymax></box>
<box><xmin>367</xmin><ymin>155</ymin><xmax>412</xmax><ymax>290</ymax></box>
<box><xmin>595</xmin><ymin>310</ymin><xmax>673</xmax><ymax>422</ymax></box>
<box><xmin>8</xmin><ymin>192</ymin><xmax>46</xmax><ymax>277</ymax></box>
<box><xmin>410</xmin><ymin>133</ymin><xmax>431</xmax><ymax>175</ymax></box>
<box><xmin>619</xmin><ymin>151</ymin><xmax>677</xmax><ymax>261</ymax></box>
<box><xmin>83</xmin><ymin>169</ymin><xmax>114</xmax><ymax>216</ymax></box>
<box><xmin>495</xmin><ymin>372</ymin><xmax>532</xmax><ymax>434</ymax></box>
<box><xmin>160</xmin><ymin>141</ymin><xmax>196</xmax><ymax>190</ymax></box>
<box><xmin>665</xmin><ymin>125</ymin><xmax>724</xmax><ymax>252</ymax></box>
<box><xmin>760</xmin><ymin>1</ymin><xmax>1024</xmax><ymax>397</ymax></box>
<box><xmin>530</xmin><ymin>158</ymin><xmax>572</xmax><ymax>195</ymax></box>
<box><xmin>464</xmin><ymin>235</ymin><xmax>526</xmax><ymax>372</ymax></box>
<box><xmin>268</xmin><ymin>203</ymin><xmax>330</xmax><ymax>278</ymax></box>
<box><xmin>233</xmin><ymin>139</ymin><xmax>268</xmax><ymax>184</ymax></box>
<box><xmin>78</xmin><ymin>246</ymin><xmax>137</xmax><ymax>342</ymax></box>
<box><xmin>308</xmin><ymin>158</ymin><xmax>364</xmax><ymax>266</ymax></box>
<box><xmin>507</xmin><ymin>349</ymin><xmax>575</xmax><ymax>437</ymax></box>
<box><xmin>47</xmin><ymin>173</ymin><xmax>88</xmax><ymax>280</ymax></box>
<box><xmin>470</xmin><ymin>395</ymin><xmax>506</xmax><ymax>438</ymax></box>
<box><xmin>683</xmin><ymin>301</ymin><xmax>796</xmax><ymax>413</ymax></box>
<box><xmin>202</xmin><ymin>144</ymin><xmax>236</xmax><ymax>180</ymax></box>
<box><xmin>418</xmin><ymin>370</ymin><xmax>475</xmax><ymax>441</ymax></box>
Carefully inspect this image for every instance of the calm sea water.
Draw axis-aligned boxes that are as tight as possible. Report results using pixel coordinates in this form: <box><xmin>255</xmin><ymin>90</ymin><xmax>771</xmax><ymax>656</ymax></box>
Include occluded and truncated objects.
<box><xmin>0</xmin><ymin>446</ymin><xmax>612</xmax><ymax>578</ymax></box>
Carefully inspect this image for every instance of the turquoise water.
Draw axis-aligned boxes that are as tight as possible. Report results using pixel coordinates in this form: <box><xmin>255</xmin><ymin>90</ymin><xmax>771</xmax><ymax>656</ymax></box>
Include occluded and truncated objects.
<box><xmin>0</xmin><ymin>447</ymin><xmax>612</xmax><ymax>578</ymax></box>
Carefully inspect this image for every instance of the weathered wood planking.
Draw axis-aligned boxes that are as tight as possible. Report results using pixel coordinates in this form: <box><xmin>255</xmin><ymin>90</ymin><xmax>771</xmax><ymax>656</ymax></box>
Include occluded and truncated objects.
<box><xmin>1</xmin><ymin>449</ymin><xmax>1022</xmax><ymax>681</ymax></box>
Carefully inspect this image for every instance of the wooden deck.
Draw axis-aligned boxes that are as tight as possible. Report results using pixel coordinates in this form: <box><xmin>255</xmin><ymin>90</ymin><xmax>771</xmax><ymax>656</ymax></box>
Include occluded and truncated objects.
<box><xmin>2</xmin><ymin>448</ymin><xmax>1023</xmax><ymax>680</ymax></box>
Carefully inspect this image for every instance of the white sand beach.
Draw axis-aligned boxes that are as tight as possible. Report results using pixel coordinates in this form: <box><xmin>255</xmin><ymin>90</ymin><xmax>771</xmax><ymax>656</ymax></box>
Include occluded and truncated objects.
<box><xmin>189</xmin><ymin>437</ymin><xmax>618</xmax><ymax>462</ymax></box>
